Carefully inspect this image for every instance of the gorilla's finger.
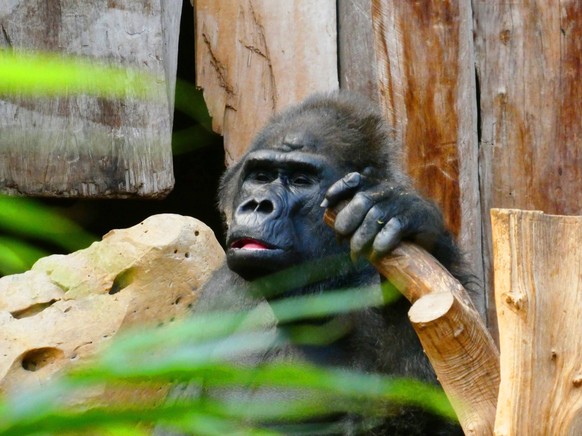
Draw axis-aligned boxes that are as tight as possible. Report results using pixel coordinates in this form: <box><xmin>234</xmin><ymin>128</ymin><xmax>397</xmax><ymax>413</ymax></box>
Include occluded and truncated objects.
<box><xmin>320</xmin><ymin>172</ymin><xmax>362</xmax><ymax>208</ymax></box>
<box><xmin>334</xmin><ymin>191</ymin><xmax>375</xmax><ymax>236</ymax></box>
<box><xmin>371</xmin><ymin>217</ymin><xmax>404</xmax><ymax>258</ymax></box>
<box><xmin>350</xmin><ymin>206</ymin><xmax>386</xmax><ymax>256</ymax></box>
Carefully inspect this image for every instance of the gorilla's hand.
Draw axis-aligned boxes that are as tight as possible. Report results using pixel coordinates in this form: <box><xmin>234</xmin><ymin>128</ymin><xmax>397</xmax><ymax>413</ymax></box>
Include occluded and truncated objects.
<box><xmin>321</xmin><ymin>171</ymin><xmax>448</xmax><ymax>261</ymax></box>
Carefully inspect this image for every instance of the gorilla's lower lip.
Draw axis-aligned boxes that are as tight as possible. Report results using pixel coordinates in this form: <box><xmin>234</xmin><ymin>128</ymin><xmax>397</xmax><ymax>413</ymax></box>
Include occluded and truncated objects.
<box><xmin>231</xmin><ymin>238</ymin><xmax>273</xmax><ymax>250</ymax></box>
<box><xmin>226</xmin><ymin>245</ymin><xmax>293</xmax><ymax>279</ymax></box>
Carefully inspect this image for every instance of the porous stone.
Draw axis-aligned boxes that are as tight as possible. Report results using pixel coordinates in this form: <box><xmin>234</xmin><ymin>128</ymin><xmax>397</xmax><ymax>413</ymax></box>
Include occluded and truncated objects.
<box><xmin>0</xmin><ymin>213</ymin><xmax>224</xmax><ymax>405</ymax></box>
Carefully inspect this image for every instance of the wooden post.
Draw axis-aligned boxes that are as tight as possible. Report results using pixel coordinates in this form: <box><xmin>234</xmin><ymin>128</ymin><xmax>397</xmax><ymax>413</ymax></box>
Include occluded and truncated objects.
<box><xmin>0</xmin><ymin>1</ymin><xmax>181</xmax><ymax>198</ymax></box>
<box><xmin>338</xmin><ymin>0</ymin><xmax>485</xmax><ymax>317</ymax></box>
<box><xmin>324</xmin><ymin>207</ymin><xmax>499</xmax><ymax>435</ymax></box>
<box><xmin>492</xmin><ymin>209</ymin><xmax>582</xmax><ymax>435</ymax></box>
<box><xmin>194</xmin><ymin>0</ymin><xmax>338</xmax><ymax>165</ymax></box>
<box><xmin>474</xmin><ymin>1</ymin><xmax>582</xmax><ymax>335</ymax></box>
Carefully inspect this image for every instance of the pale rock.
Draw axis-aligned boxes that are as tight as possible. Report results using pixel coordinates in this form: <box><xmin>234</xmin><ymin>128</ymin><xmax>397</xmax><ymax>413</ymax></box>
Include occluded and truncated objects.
<box><xmin>0</xmin><ymin>213</ymin><xmax>224</xmax><ymax>406</ymax></box>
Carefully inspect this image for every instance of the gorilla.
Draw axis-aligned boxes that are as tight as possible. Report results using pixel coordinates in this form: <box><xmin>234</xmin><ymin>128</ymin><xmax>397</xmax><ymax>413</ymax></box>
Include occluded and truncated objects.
<box><xmin>160</xmin><ymin>92</ymin><xmax>477</xmax><ymax>435</ymax></box>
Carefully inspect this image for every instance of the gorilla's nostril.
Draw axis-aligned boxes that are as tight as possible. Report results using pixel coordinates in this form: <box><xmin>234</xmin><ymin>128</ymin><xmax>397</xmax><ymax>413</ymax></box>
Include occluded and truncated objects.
<box><xmin>255</xmin><ymin>200</ymin><xmax>274</xmax><ymax>214</ymax></box>
<box><xmin>240</xmin><ymin>199</ymin><xmax>275</xmax><ymax>215</ymax></box>
<box><xmin>240</xmin><ymin>200</ymin><xmax>257</xmax><ymax>213</ymax></box>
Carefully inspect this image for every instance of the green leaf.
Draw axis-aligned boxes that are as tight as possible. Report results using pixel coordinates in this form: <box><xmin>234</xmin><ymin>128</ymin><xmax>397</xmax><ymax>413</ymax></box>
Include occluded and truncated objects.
<box><xmin>0</xmin><ymin>50</ymin><xmax>157</xmax><ymax>99</ymax></box>
<box><xmin>0</xmin><ymin>195</ymin><xmax>96</xmax><ymax>252</ymax></box>
<box><xmin>173</xmin><ymin>80</ymin><xmax>212</xmax><ymax>130</ymax></box>
<box><xmin>0</xmin><ymin>236</ymin><xmax>48</xmax><ymax>274</ymax></box>
<box><xmin>0</xmin><ymin>265</ymin><xmax>456</xmax><ymax>435</ymax></box>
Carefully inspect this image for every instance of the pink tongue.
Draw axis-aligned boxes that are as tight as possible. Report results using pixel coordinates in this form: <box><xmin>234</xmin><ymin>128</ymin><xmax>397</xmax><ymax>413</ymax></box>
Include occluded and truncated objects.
<box><xmin>243</xmin><ymin>241</ymin><xmax>268</xmax><ymax>250</ymax></box>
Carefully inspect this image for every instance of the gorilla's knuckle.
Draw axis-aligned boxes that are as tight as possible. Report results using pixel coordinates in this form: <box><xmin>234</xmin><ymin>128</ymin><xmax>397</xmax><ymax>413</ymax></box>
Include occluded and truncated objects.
<box><xmin>352</xmin><ymin>191</ymin><xmax>374</xmax><ymax>207</ymax></box>
<box><xmin>340</xmin><ymin>172</ymin><xmax>362</xmax><ymax>190</ymax></box>
<box><xmin>368</xmin><ymin>205</ymin><xmax>386</xmax><ymax>221</ymax></box>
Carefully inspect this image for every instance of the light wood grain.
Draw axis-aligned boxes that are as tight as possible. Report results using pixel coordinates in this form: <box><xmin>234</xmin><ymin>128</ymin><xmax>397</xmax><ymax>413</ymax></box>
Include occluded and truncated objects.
<box><xmin>474</xmin><ymin>0</ymin><xmax>582</xmax><ymax>335</ymax></box>
<box><xmin>337</xmin><ymin>0</ymin><xmax>379</xmax><ymax>101</ymax></box>
<box><xmin>359</xmin><ymin>0</ymin><xmax>485</xmax><ymax>316</ymax></box>
<box><xmin>492</xmin><ymin>208</ymin><xmax>582</xmax><ymax>435</ymax></box>
<box><xmin>194</xmin><ymin>0</ymin><xmax>339</xmax><ymax>165</ymax></box>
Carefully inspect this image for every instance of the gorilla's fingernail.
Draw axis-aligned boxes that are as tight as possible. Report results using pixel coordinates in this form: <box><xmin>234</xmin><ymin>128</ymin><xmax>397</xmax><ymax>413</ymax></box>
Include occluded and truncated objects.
<box><xmin>320</xmin><ymin>198</ymin><xmax>329</xmax><ymax>208</ymax></box>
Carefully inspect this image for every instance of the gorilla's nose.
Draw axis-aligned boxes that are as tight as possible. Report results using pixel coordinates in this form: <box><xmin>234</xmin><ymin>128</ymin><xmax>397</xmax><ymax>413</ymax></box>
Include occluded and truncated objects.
<box><xmin>239</xmin><ymin>198</ymin><xmax>275</xmax><ymax>215</ymax></box>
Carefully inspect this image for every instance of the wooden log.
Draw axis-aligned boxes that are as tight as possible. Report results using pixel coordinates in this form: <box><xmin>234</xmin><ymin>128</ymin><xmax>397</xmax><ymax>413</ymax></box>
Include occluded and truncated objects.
<box><xmin>491</xmin><ymin>209</ymin><xmax>582</xmax><ymax>435</ymax></box>
<box><xmin>409</xmin><ymin>293</ymin><xmax>499</xmax><ymax>435</ymax></box>
<box><xmin>324</xmin><ymin>207</ymin><xmax>499</xmax><ymax>435</ymax></box>
<box><xmin>0</xmin><ymin>1</ymin><xmax>181</xmax><ymax>198</ymax></box>
<box><xmin>474</xmin><ymin>1</ymin><xmax>582</xmax><ymax>335</ymax></box>
<box><xmin>194</xmin><ymin>0</ymin><xmax>338</xmax><ymax>165</ymax></box>
<box><xmin>340</xmin><ymin>0</ymin><xmax>485</xmax><ymax>316</ymax></box>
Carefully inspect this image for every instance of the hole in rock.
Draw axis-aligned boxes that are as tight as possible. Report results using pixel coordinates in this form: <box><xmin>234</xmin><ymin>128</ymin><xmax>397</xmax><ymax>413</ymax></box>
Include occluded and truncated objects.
<box><xmin>109</xmin><ymin>267</ymin><xmax>137</xmax><ymax>295</ymax></box>
<box><xmin>21</xmin><ymin>347</ymin><xmax>64</xmax><ymax>372</ymax></box>
<box><xmin>11</xmin><ymin>299</ymin><xmax>58</xmax><ymax>319</ymax></box>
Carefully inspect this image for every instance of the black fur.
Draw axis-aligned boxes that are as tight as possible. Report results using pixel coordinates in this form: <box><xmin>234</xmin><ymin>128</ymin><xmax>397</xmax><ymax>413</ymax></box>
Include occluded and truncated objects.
<box><xmin>159</xmin><ymin>92</ymin><xmax>477</xmax><ymax>435</ymax></box>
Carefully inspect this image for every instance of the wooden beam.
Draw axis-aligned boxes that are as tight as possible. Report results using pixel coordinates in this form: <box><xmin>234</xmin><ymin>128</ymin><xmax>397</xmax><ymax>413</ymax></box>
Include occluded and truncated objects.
<box><xmin>340</xmin><ymin>0</ymin><xmax>485</xmax><ymax>316</ymax></box>
<box><xmin>337</xmin><ymin>0</ymin><xmax>379</xmax><ymax>101</ymax></box>
<box><xmin>492</xmin><ymin>208</ymin><xmax>582</xmax><ymax>435</ymax></box>
<box><xmin>474</xmin><ymin>0</ymin><xmax>582</xmax><ymax>335</ymax></box>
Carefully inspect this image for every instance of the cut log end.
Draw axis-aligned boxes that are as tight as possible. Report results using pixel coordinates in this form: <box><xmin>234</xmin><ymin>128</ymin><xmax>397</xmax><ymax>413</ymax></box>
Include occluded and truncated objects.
<box><xmin>408</xmin><ymin>292</ymin><xmax>454</xmax><ymax>324</ymax></box>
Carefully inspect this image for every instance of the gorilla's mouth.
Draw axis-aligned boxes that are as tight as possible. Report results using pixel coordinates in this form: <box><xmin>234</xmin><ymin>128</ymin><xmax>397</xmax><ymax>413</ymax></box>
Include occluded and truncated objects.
<box><xmin>227</xmin><ymin>236</ymin><xmax>293</xmax><ymax>279</ymax></box>
<box><xmin>231</xmin><ymin>238</ymin><xmax>273</xmax><ymax>250</ymax></box>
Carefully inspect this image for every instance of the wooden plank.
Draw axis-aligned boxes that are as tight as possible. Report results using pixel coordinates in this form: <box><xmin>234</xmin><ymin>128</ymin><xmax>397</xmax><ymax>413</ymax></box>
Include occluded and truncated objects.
<box><xmin>194</xmin><ymin>0</ymin><xmax>339</xmax><ymax>165</ymax></box>
<box><xmin>358</xmin><ymin>0</ymin><xmax>485</xmax><ymax>316</ymax></box>
<box><xmin>474</xmin><ymin>0</ymin><xmax>582</xmax><ymax>331</ymax></box>
<box><xmin>338</xmin><ymin>0</ymin><xmax>379</xmax><ymax>101</ymax></box>
<box><xmin>0</xmin><ymin>0</ymin><xmax>180</xmax><ymax>198</ymax></box>
<box><xmin>491</xmin><ymin>209</ymin><xmax>582</xmax><ymax>435</ymax></box>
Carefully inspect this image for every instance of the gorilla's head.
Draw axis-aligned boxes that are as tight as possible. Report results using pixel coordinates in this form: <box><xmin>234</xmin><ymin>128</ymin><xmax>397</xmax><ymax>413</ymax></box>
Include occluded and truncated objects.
<box><xmin>218</xmin><ymin>92</ymin><xmax>405</xmax><ymax>280</ymax></box>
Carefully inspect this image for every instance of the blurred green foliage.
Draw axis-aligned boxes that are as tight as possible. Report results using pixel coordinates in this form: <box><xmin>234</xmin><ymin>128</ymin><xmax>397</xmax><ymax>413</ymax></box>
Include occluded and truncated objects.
<box><xmin>0</xmin><ymin>196</ymin><xmax>97</xmax><ymax>275</ymax></box>
<box><xmin>0</xmin><ymin>285</ymin><xmax>456</xmax><ymax>435</ymax></box>
<box><xmin>0</xmin><ymin>50</ymin><xmax>156</xmax><ymax>99</ymax></box>
<box><xmin>0</xmin><ymin>49</ymin><xmax>214</xmax><ymax>274</ymax></box>
<box><xmin>0</xmin><ymin>49</ymin><xmax>162</xmax><ymax>274</ymax></box>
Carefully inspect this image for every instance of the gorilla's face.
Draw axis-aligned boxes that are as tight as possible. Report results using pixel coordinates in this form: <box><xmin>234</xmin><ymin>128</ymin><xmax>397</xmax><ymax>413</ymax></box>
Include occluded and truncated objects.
<box><xmin>225</xmin><ymin>148</ymin><xmax>342</xmax><ymax>280</ymax></box>
<box><xmin>220</xmin><ymin>92</ymin><xmax>402</xmax><ymax>282</ymax></box>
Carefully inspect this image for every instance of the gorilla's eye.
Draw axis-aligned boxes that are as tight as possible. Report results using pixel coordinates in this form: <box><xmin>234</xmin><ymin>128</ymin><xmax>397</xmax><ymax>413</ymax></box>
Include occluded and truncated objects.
<box><xmin>250</xmin><ymin>171</ymin><xmax>274</xmax><ymax>183</ymax></box>
<box><xmin>291</xmin><ymin>174</ymin><xmax>314</xmax><ymax>186</ymax></box>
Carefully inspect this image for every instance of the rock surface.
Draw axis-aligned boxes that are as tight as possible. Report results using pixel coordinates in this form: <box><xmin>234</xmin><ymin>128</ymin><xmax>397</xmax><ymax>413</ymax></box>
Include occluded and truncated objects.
<box><xmin>0</xmin><ymin>213</ymin><xmax>224</xmax><ymax>405</ymax></box>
